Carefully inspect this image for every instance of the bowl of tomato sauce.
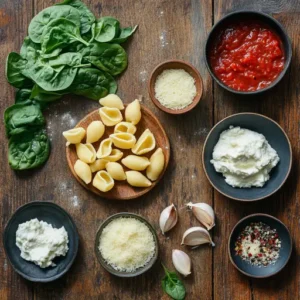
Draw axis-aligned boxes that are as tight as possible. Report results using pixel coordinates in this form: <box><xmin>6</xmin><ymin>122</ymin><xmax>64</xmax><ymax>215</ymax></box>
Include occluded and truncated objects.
<box><xmin>205</xmin><ymin>11</ymin><xmax>292</xmax><ymax>94</ymax></box>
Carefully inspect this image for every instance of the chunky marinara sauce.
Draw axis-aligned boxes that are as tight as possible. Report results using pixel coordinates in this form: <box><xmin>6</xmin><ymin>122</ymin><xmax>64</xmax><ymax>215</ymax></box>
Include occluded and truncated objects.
<box><xmin>209</xmin><ymin>21</ymin><xmax>285</xmax><ymax>91</ymax></box>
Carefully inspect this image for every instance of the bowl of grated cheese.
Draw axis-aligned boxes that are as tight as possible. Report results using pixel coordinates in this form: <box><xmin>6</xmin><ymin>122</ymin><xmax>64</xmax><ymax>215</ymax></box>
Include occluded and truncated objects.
<box><xmin>148</xmin><ymin>60</ymin><xmax>203</xmax><ymax>114</ymax></box>
<box><xmin>95</xmin><ymin>213</ymin><xmax>159</xmax><ymax>277</ymax></box>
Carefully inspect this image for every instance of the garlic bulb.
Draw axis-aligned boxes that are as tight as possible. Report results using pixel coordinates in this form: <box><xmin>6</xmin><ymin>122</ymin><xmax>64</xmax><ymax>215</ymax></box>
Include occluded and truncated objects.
<box><xmin>172</xmin><ymin>249</ymin><xmax>191</xmax><ymax>276</ymax></box>
<box><xmin>159</xmin><ymin>204</ymin><xmax>178</xmax><ymax>234</ymax></box>
<box><xmin>181</xmin><ymin>227</ymin><xmax>215</xmax><ymax>247</ymax></box>
<box><xmin>187</xmin><ymin>202</ymin><xmax>215</xmax><ymax>230</ymax></box>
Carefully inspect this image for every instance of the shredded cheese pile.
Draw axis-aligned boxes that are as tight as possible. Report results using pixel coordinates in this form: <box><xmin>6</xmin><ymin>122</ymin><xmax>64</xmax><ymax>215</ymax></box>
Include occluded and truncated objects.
<box><xmin>154</xmin><ymin>69</ymin><xmax>197</xmax><ymax>110</ymax></box>
<box><xmin>99</xmin><ymin>217</ymin><xmax>156</xmax><ymax>272</ymax></box>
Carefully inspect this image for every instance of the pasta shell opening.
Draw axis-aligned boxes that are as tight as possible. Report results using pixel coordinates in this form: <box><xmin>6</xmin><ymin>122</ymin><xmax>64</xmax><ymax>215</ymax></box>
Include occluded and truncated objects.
<box><xmin>114</xmin><ymin>122</ymin><xmax>137</xmax><ymax>134</ymax></box>
<box><xmin>110</xmin><ymin>133</ymin><xmax>136</xmax><ymax>149</ymax></box>
<box><xmin>99</xmin><ymin>107</ymin><xmax>123</xmax><ymax>126</ymax></box>
<box><xmin>106</xmin><ymin>149</ymin><xmax>124</xmax><ymax>162</ymax></box>
<box><xmin>97</xmin><ymin>138</ymin><xmax>113</xmax><ymax>158</ymax></box>
<box><xmin>132</xmin><ymin>129</ymin><xmax>156</xmax><ymax>155</ymax></box>
<box><xmin>93</xmin><ymin>170</ymin><xmax>114</xmax><ymax>192</ymax></box>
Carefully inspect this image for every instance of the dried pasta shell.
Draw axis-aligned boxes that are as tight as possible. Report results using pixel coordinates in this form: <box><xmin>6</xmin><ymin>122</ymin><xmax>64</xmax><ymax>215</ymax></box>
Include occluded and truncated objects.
<box><xmin>90</xmin><ymin>159</ymin><xmax>109</xmax><ymax>173</ymax></box>
<box><xmin>99</xmin><ymin>107</ymin><xmax>123</xmax><ymax>126</ymax></box>
<box><xmin>106</xmin><ymin>149</ymin><xmax>124</xmax><ymax>162</ymax></box>
<box><xmin>74</xmin><ymin>159</ymin><xmax>92</xmax><ymax>184</ymax></box>
<box><xmin>97</xmin><ymin>138</ymin><xmax>112</xmax><ymax>158</ymax></box>
<box><xmin>126</xmin><ymin>171</ymin><xmax>152</xmax><ymax>187</ymax></box>
<box><xmin>121</xmin><ymin>155</ymin><xmax>150</xmax><ymax>171</ymax></box>
<box><xmin>99</xmin><ymin>94</ymin><xmax>124</xmax><ymax>110</ymax></box>
<box><xmin>146</xmin><ymin>148</ymin><xmax>165</xmax><ymax>181</ymax></box>
<box><xmin>132</xmin><ymin>129</ymin><xmax>156</xmax><ymax>155</ymax></box>
<box><xmin>86</xmin><ymin>121</ymin><xmax>105</xmax><ymax>144</ymax></box>
<box><xmin>63</xmin><ymin>127</ymin><xmax>85</xmax><ymax>145</ymax></box>
<box><xmin>76</xmin><ymin>143</ymin><xmax>96</xmax><ymax>164</ymax></box>
<box><xmin>114</xmin><ymin>122</ymin><xmax>137</xmax><ymax>135</ymax></box>
<box><xmin>106</xmin><ymin>162</ymin><xmax>126</xmax><ymax>181</ymax></box>
<box><xmin>125</xmin><ymin>99</ymin><xmax>141</xmax><ymax>125</ymax></box>
<box><xmin>110</xmin><ymin>133</ymin><xmax>136</xmax><ymax>149</ymax></box>
<box><xmin>93</xmin><ymin>170</ymin><xmax>114</xmax><ymax>192</ymax></box>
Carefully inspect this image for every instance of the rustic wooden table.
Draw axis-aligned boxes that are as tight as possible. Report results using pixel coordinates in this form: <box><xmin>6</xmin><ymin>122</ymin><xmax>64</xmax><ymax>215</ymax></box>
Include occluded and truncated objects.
<box><xmin>1</xmin><ymin>0</ymin><xmax>299</xmax><ymax>299</ymax></box>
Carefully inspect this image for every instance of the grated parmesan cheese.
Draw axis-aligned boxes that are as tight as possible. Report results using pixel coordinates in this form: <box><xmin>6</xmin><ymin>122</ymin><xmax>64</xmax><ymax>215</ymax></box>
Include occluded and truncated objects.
<box><xmin>99</xmin><ymin>217</ymin><xmax>156</xmax><ymax>272</ymax></box>
<box><xmin>154</xmin><ymin>69</ymin><xmax>197</xmax><ymax>110</ymax></box>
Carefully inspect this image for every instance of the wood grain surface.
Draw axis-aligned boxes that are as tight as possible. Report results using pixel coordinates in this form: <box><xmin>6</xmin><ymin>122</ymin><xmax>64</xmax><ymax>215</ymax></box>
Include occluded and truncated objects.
<box><xmin>0</xmin><ymin>0</ymin><xmax>299</xmax><ymax>299</ymax></box>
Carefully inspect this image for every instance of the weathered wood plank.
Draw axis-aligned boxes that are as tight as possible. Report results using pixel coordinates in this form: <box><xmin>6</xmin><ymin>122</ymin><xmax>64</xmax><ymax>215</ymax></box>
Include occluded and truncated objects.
<box><xmin>0</xmin><ymin>0</ymin><xmax>34</xmax><ymax>299</ymax></box>
<box><xmin>213</xmin><ymin>1</ymin><xmax>300</xmax><ymax>300</ymax></box>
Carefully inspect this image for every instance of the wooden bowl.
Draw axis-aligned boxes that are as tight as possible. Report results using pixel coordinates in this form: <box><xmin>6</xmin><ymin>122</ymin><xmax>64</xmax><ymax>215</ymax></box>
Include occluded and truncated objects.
<box><xmin>148</xmin><ymin>60</ymin><xmax>203</xmax><ymax>114</ymax></box>
<box><xmin>228</xmin><ymin>213</ymin><xmax>292</xmax><ymax>278</ymax></box>
<box><xmin>66</xmin><ymin>105</ymin><xmax>170</xmax><ymax>200</ymax></box>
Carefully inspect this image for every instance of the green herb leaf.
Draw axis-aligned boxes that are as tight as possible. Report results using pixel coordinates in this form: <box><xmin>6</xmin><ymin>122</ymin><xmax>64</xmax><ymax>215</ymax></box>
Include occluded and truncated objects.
<box><xmin>4</xmin><ymin>101</ymin><xmax>45</xmax><ymax>137</ymax></box>
<box><xmin>8</xmin><ymin>128</ymin><xmax>50</xmax><ymax>170</ymax></box>
<box><xmin>5</xmin><ymin>52</ymin><xmax>33</xmax><ymax>89</ymax></box>
<box><xmin>80</xmin><ymin>42</ymin><xmax>127</xmax><ymax>75</ymax></box>
<box><xmin>111</xmin><ymin>25</ymin><xmax>138</xmax><ymax>44</ymax></box>
<box><xmin>55</xmin><ymin>0</ymin><xmax>95</xmax><ymax>34</ymax></box>
<box><xmin>94</xmin><ymin>17</ymin><xmax>120</xmax><ymax>43</ymax></box>
<box><xmin>161</xmin><ymin>264</ymin><xmax>186</xmax><ymax>300</ymax></box>
<box><xmin>28</xmin><ymin>5</ymin><xmax>81</xmax><ymax>43</ymax></box>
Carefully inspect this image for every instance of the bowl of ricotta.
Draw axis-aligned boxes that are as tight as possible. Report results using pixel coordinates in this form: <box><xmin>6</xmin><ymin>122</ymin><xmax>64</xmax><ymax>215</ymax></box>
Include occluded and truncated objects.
<box><xmin>3</xmin><ymin>201</ymin><xmax>79</xmax><ymax>282</ymax></box>
<box><xmin>203</xmin><ymin>113</ymin><xmax>292</xmax><ymax>201</ymax></box>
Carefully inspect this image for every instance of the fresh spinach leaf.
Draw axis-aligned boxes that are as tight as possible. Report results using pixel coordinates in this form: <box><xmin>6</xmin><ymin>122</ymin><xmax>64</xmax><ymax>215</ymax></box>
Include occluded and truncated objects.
<box><xmin>21</xmin><ymin>54</ymin><xmax>79</xmax><ymax>92</ymax></box>
<box><xmin>56</xmin><ymin>0</ymin><xmax>95</xmax><ymax>34</ymax></box>
<box><xmin>161</xmin><ymin>265</ymin><xmax>186</xmax><ymax>300</ymax></box>
<box><xmin>80</xmin><ymin>42</ymin><xmax>127</xmax><ymax>75</ymax></box>
<box><xmin>15</xmin><ymin>89</ymin><xmax>32</xmax><ymax>103</ymax></box>
<box><xmin>5</xmin><ymin>52</ymin><xmax>33</xmax><ymax>89</ymax></box>
<box><xmin>66</xmin><ymin>67</ymin><xmax>117</xmax><ymax>100</ymax></box>
<box><xmin>20</xmin><ymin>37</ymin><xmax>40</xmax><ymax>62</ymax></box>
<box><xmin>41</xmin><ymin>18</ymin><xmax>89</xmax><ymax>55</ymax></box>
<box><xmin>28</xmin><ymin>5</ymin><xmax>81</xmax><ymax>43</ymax></box>
<box><xmin>30</xmin><ymin>85</ymin><xmax>62</xmax><ymax>103</ymax></box>
<box><xmin>94</xmin><ymin>17</ymin><xmax>120</xmax><ymax>42</ymax></box>
<box><xmin>8</xmin><ymin>128</ymin><xmax>50</xmax><ymax>170</ymax></box>
<box><xmin>40</xmin><ymin>48</ymin><xmax>63</xmax><ymax>59</ymax></box>
<box><xmin>4</xmin><ymin>101</ymin><xmax>45</xmax><ymax>137</ymax></box>
<box><xmin>111</xmin><ymin>25</ymin><xmax>138</xmax><ymax>44</ymax></box>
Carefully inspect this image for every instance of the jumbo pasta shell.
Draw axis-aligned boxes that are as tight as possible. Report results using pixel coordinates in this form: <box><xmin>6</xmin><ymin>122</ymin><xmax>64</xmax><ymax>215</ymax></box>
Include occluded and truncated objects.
<box><xmin>132</xmin><ymin>129</ymin><xmax>156</xmax><ymax>155</ymax></box>
<box><xmin>110</xmin><ymin>133</ymin><xmax>136</xmax><ymax>149</ymax></box>
<box><xmin>76</xmin><ymin>143</ymin><xmax>96</xmax><ymax>164</ymax></box>
<box><xmin>93</xmin><ymin>170</ymin><xmax>114</xmax><ymax>192</ymax></box>
<box><xmin>99</xmin><ymin>107</ymin><xmax>123</xmax><ymax>126</ymax></box>
<box><xmin>97</xmin><ymin>138</ymin><xmax>112</xmax><ymax>158</ymax></box>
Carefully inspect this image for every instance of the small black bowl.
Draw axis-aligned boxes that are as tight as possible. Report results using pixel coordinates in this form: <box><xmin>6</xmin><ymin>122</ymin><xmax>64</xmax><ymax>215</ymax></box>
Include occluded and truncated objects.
<box><xmin>205</xmin><ymin>11</ymin><xmax>292</xmax><ymax>95</ymax></box>
<box><xmin>202</xmin><ymin>113</ymin><xmax>292</xmax><ymax>201</ymax></box>
<box><xmin>95</xmin><ymin>212</ymin><xmax>159</xmax><ymax>277</ymax></box>
<box><xmin>3</xmin><ymin>201</ymin><xmax>79</xmax><ymax>282</ymax></box>
<box><xmin>228</xmin><ymin>214</ymin><xmax>292</xmax><ymax>278</ymax></box>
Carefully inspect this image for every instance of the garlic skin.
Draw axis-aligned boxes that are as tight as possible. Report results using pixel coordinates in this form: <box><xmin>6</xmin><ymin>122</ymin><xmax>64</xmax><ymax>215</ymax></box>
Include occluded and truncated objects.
<box><xmin>187</xmin><ymin>202</ymin><xmax>215</xmax><ymax>230</ymax></box>
<box><xmin>181</xmin><ymin>227</ymin><xmax>215</xmax><ymax>247</ymax></box>
<box><xmin>172</xmin><ymin>249</ymin><xmax>191</xmax><ymax>277</ymax></box>
<box><xmin>159</xmin><ymin>204</ymin><xmax>178</xmax><ymax>234</ymax></box>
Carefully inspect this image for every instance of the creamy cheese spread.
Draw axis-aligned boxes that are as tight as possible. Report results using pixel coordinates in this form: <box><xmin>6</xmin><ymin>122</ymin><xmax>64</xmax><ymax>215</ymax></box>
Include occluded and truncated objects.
<box><xmin>16</xmin><ymin>218</ymin><xmax>69</xmax><ymax>268</ymax></box>
<box><xmin>210</xmin><ymin>126</ymin><xmax>280</xmax><ymax>188</ymax></box>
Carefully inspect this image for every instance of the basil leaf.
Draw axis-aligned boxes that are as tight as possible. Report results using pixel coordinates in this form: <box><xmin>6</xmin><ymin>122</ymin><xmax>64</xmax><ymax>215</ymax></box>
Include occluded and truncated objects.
<box><xmin>28</xmin><ymin>5</ymin><xmax>81</xmax><ymax>43</ymax></box>
<box><xmin>5</xmin><ymin>52</ymin><xmax>33</xmax><ymax>89</ymax></box>
<box><xmin>80</xmin><ymin>42</ymin><xmax>127</xmax><ymax>75</ymax></box>
<box><xmin>55</xmin><ymin>0</ymin><xmax>95</xmax><ymax>34</ymax></box>
<box><xmin>8</xmin><ymin>128</ymin><xmax>50</xmax><ymax>170</ymax></box>
<box><xmin>161</xmin><ymin>265</ymin><xmax>186</xmax><ymax>300</ymax></box>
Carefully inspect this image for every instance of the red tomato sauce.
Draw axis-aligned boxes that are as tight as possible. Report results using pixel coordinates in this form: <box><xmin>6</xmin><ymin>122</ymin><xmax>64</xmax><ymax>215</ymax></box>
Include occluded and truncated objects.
<box><xmin>209</xmin><ymin>21</ymin><xmax>285</xmax><ymax>91</ymax></box>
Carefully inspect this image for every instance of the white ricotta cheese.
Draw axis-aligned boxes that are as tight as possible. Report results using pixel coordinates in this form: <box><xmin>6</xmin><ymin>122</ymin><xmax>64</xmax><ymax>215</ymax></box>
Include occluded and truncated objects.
<box><xmin>16</xmin><ymin>218</ymin><xmax>69</xmax><ymax>268</ymax></box>
<box><xmin>210</xmin><ymin>126</ymin><xmax>279</xmax><ymax>188</ymax></box>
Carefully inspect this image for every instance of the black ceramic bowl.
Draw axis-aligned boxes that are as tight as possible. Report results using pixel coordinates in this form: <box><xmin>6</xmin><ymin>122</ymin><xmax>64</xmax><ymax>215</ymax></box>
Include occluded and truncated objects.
<box><xmin>3</xmin><ymin>201</ymin><xmax>79</xmax><ymax>282</ymax></box>
<box><xmin>95</xmin><ymin>213</ymin><xmax>158</xmax><ymax>277</ymax></box>
<box><xmin>203</xmin><ymin>113</ymin><xmax>292</xmax><ymax>201</ymax></box>
<box><xmin>205</xmin><ymin>11</ymin><xmax>292</xmax><ymax>95</ymax></box>
<box><xmin>228</xmin><ymin>214</ymin><xmax>292</xmax><ymax>278</ymax></box>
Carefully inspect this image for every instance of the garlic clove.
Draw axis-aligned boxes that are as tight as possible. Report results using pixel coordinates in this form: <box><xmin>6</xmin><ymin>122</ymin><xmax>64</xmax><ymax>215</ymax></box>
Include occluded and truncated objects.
<box><xmin>159</xmin><ymin>204</ymin><xmax>178</xmax><ymax>234</ymax></box>
<box><xmin>172</xmin><ymin>249</ymin><xmax>191</xmax><ymax>277</ymax></box>
<box><xmin>181</xmin><ymin>227</ymin><xmax>215</xmax><ymax>247</ymax></box>
<box><xmin>187</xmin><ymin>202</ymin><xmax>215</xmax><ymax>230</ymax></box>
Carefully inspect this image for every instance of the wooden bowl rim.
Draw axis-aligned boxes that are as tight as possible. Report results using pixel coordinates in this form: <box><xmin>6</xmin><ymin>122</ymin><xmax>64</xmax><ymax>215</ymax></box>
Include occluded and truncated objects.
<box><xmin>66</xmin><ymin>104</ymin><xmax>170</xmax><ymax>200</ymax></box>
<box><xmin>148</xmin><ymin>59</ymin><xmax>203</xmax><ymax>114</ymax></box>
<box><xmin>228</xmin><ymin>213</ymin><xmax>292</xmax><ymax>278</ymax></box>
<box><xmin>202</xmin><ymin>112</ymin><xmax>293</xmax><ymax>201</ymax></box>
